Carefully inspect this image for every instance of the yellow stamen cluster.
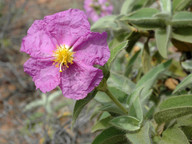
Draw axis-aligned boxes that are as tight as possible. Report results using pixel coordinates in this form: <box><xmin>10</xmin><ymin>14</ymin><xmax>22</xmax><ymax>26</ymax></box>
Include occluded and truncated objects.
<box><xmin>52</xmin><ymin>44</ymin><xmax>74</xmax><ymax>72</ymax></box>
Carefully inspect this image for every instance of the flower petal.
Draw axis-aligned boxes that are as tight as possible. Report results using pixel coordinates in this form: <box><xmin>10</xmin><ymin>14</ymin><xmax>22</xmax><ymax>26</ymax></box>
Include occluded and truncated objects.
<box><xmin>59</xmin><ymin>62</ymin><xmax>103</xmax><ymax>100</ymax></box>
<box><xmin>21</xmin><ymin>9</ymin><xmax>90</xmax><ymax>58</ymax></box>
<box><xmin>73</xmin><ymin>32</ymin><xmax>110</xmax><ymax>66</ymax></box>
<box><xmin>24</xmin><ymin>58</ymin><xmax>60</xmax><ymax>93</ymax></box>
<box><xmin>21</xmin><ymin>31</ymin><xmax>57</xmax><ymax>58</ymax></box>
<box><xmin>44</xmin><ymin>9</ymin><xmax>90</xmax><ymax>46</ymax></box>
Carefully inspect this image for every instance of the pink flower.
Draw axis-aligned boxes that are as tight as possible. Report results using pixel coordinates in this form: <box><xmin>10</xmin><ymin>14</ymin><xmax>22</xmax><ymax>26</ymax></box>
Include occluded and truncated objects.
<box><xmin>21</xmin><ymin>9</ymin><xmax>110</xmax><ymax>100</ymax></box>
<box><xmin>84</xmin><ymin>0</ymin><xmax>113</xmax><ymax>22</ymax></box>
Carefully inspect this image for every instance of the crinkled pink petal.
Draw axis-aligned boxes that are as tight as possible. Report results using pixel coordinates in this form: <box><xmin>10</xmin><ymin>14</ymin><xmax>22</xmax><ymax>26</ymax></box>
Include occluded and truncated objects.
<box><xmin>21</xmin><ymin>9</ymin><xmax>90</xmax><ymax>58</ymax></box>
<box><xmin>21</xmin><ymin>31</ymin><xmax>57</xmax><ymax>58</ymax></box>
<box><xmin>44</xmin><ymin>9</ymin><xmax>90</xmax><ymax>46</ymax></box>
<box><xmin>73</xmin><ymin>32</ymin><xmax>110</xmax><ymax>66</ymax></box>
<box><xmin>24</xmin><ymin>58</ymin><xmax>60</xmax><ymax>93</ymax></box>
<box><xmin>59</xmin><ymin>62</ymin><xmax>103</xmax><ymax>100</ymax></box>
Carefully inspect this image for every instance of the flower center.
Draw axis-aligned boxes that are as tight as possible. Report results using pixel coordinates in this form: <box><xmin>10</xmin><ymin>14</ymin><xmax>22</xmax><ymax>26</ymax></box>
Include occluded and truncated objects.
<box><xmin>52</xmin><ymin>44</ymin><xmax>74</xmax><ymax>72</ymax></box>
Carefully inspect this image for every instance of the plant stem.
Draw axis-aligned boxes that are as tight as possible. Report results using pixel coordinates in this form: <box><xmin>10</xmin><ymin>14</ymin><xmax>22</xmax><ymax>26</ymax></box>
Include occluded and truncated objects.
<box><xmin>130</xmin><ymin>27</ymin><xmax>154</xmax><ymax>38</ymax></box>
<box><xmin>104</xmin><ymin>88</ymin><xmax>128</xmax><ymax>114</ymax></box>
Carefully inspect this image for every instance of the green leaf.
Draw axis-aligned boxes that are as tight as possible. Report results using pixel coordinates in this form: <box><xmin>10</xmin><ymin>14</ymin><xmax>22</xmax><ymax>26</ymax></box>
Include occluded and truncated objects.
<box><xmin>169</xmin><ymin>60</ymin><xmax>187</xmax><ymax>77</ymax></box>
<box><xmin>137</xmin><ymin>60</ymin><xmax>172</xmax><ymax>88</ymax></box>
<box><xmin>120</xmin><ymin>0</ymin><xmax>155</xmax><ymax>15</ymax></box>
<box><xmin>120</xmin><ymin>0</ymin><xmax>140</xmax><ymax>14</ymax></box>
<box><xmin>110</xmin><ymin>116</ymin><xmax>141</xmax><ymax>131</ymax></box>
<box><xmin>72</xmin><ymin>89</ymin><xmax>97</xmax><ymax>126</ymax></box>
<box><xmin>129</xmin><ymin>95</ymin><xmax>143</xmax><ymax>121</ymax></box>
<box><xmin>126</xmin><ymin>122</ymin><xmax>151</xmax><ymax>144</ymax></box>
<box><xmin>159</xmin><ymin>127</ymin><xmax>189</xmax><ymax>144</ymax></box>
<box><xmin>91</xmin><ymin>117</ymin><xmax>113</xmax><ymax>132</ymax></box>
<box><xmin>144</xmin><ymin>0</ymin><xmax>156</xmax><ymax>6</ymax></box>
<box><xmin>121</xmin><ymin>0</ymin><xmax>155</xmax><ymax>15</ymax></box>
<box><xmin>144</xmin><ymin>105</ymin><xmax>155</xmax><ymax>120</ymax></box>
<box><xmin>176</xmin><ymin>115</ymin><xmax>192</xmax><ymax>127</ymax></box>
<box><xmin>109</xmin><ymin>38</ymin><xmax>124</xmax><ymax>50</ymax></box>
<box><xmin>156</xmin><ymin>0</ymin><xmax>172</xmax><ymax>56</ymax></box>
<box><xmin>181</xmin><ymin>126</ymin><xmax>192</xmax><ymax>139</ymax></box>
<box><xmin>155</xmin><ymin>107</ymin><xmax>192</xmax><ymax>124</ymax></box>
<box><xmin>154</xmin><ymin>95</ymin><xmax>192</xmax><ymax>124</ymax></box>
<box><xmin>120</xmin><ymin>0</ymin><xmax>142</xmax><ymax>15</ymax></box>
<box><xmin>91</xmin><ymin>15</ymin><xmax>118</xmax><ymax>31</ymax></box>
<box><xmin>100</xmin><ymin>103</ymin><xmax>125</xmax><ymax>115</ymax></box>
<box><xmin>125</xmin><ymin>50</ymin><xmax>141</xmax><ymax>76</ymax></box>
<box><xmin>122</xmin><ymin>8</ymin><xmax>159</xmax><ymax>19</ymax></box>
<box><xmin>120</xmin><ymin>8</ymin><xmax>164</xmax><ymax>29</ymax></box>
<box><xmin>172</xmin><ymin>27</ymin><xmax>192</xmax><ymax>43</ymax></box>
<box><xmin>94</xmin><ymin>91</ymin><xmax>111</xmax><ymax>103</ymax></box>
<box><xmin>142</xmin><ymin>41</ymin><xmax>151</xmax><ymax>73</ymax></box>
<box><xmin>155</xmin><ymin>26</ymin><xmax>171</xmax><ymax>58</ymax></box>
<box><xmin>107</xmin><ymin>71</ymin><xmax>135</xmax><ymax>95</ymax></box>
<box><xmin>154</xmin><ymin>12</ymin><xmax>171</xmax><ymax>21</ymax></box>
<box><xmin>99</xmin><ymin>111</ymin><xmax>111</xmax><ymax>120</ymax></box>
<box><xmin>182</xmin><ymin>60</ymin><xmax>192</xmax><ymax>71</ymax></box>
<box><xmin>107</xmin><ymin>41</ymin><xmax>128</xmax><ymax>67</ymax></box>
<box><xmin>127</xmin><ymin>60</ymin><xmax>171</xmax><ymax>120</ymax></box>
<box><xmin>173</xmin><ymin>0</ymin><xmax>192</xmax><ymax>11</ymax></box>
<box><xmin>172</xmin><ymin>12</ymin><xmax>192</xmax><ymax>28</ymax></box>
<box><xmin>173</xmin><ymin>73</ymin><xmax>192</xmax><ymax>94</ymax></box>
<box><xmin>159</xmin><ymin>95</ymin><xmax>192</xmax><ymax>110</ymax></box>
<box><xmin>160</xmin><ymin>0</ymin><xmax>172</xmax><ymax>14</ymax></box>
<box><xmin>92</xmin><ymin>127</ymin><xmax>127</xmax><ymax>144</ymax></box>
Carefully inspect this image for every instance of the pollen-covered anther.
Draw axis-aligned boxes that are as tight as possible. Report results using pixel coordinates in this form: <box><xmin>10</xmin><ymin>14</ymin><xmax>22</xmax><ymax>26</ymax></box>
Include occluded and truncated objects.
<box><xmin>52</xmin><ymin>44</ymin><xmax>74</xmax><ymax>72</ymax></box>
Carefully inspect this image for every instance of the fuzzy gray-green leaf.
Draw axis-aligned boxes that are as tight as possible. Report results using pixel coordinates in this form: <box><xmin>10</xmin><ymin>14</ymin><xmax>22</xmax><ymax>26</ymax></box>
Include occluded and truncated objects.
<box><xmin>159</xmin><ymin>127</ymin><xmax>189</xmax><ymax>144</ymax></box>
<box><xmin>107</xmin><ymin>41</ymin><xmax>128</xmax><ymax>67</ymax></box>
<box><xmin>110</xmin><ymin>116</ymin><xmax>141</xmax><ymax>131</ymax></box>
<box><xmin>172</xmin><ymin>27</ymin><xmax>192</xmax><ymax>43</ymax></box>
<box><xmin>91</xmin><ymin>117</ymin><xmax>113</xmax><ymax>132</ymax></box>
<box><xmin>91</xmin><ymin>15</ymin><xmax>118</xmax><ymax>31</ymax></box>
<box><xmin>173</xmin><ymin>74</ymin><xmax>192</xmax><ymax>94</ymax></box>
<box><xmin>155</xmin><ymin>26</ymin><xmax>171</xmax><ymax>58</ymax></box>
<box><xmin>92</xmin><ymin>127</ymin><xmax>127</xmax><ymax>144</ymax></box>
<box><xmin>172</xmin><ymin>12</ymin><xmax>192</xmax><ymax>28</ymax></box>
<box><xmin>72</xmin><ymin>90</ymin><xmax>97</xmax><ymax>126</ymax></box>
<box><xmin>120</xmin><ymin>8</ymin><xmax>164</xmax><ymax>29</ymax></box>
<box><xmin>154</xmin><ymin>95</ymin><xmax>192</xmax><ymax>124</ymax></box>
<box><xmin>126</xmin><ymin>122</ymin><xmax>151</xmax><ymax>144</ymax></box>
<box><xmin>173</xmin><ymin>0</ymin><xmax>192</xmax><ymax>11</ymax></box>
